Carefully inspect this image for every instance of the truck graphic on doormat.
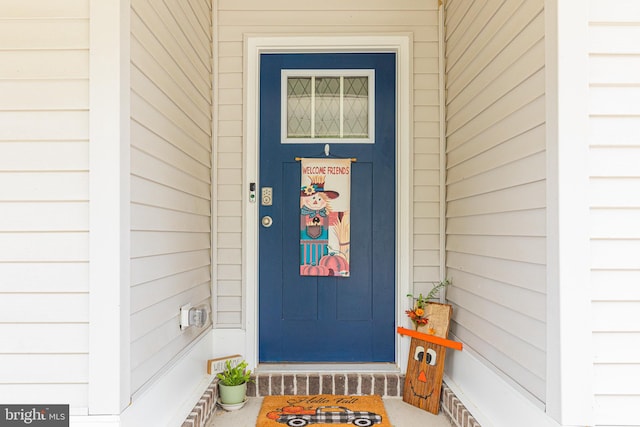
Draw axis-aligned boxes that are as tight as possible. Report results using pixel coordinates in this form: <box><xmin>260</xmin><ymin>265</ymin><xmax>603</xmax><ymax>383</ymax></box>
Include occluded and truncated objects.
<box><xmin>269</xmin><ymin>405</ymin><xmax>382</xmax><ymax>426</ymax></box>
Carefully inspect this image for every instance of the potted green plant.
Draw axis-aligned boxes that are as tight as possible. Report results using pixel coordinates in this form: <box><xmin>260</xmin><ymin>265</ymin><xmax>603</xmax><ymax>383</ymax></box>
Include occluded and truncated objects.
<box><xmin>216</xmin><ymin>360</ymin><xmax>253</xmax><ymax>406</ymax></box>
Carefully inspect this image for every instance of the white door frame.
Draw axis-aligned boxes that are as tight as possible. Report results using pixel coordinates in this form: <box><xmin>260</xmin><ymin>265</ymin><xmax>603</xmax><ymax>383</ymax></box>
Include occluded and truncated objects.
<box><xmin>243</xmin><ymin>34</ymin><xmax>413</xmax><ymax>370</ymax></box>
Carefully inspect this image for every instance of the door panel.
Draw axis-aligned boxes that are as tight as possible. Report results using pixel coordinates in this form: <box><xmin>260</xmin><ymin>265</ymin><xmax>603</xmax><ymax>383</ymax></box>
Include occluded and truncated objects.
<box><xmin>259</xmin><ymin>53</ymin><xmax>396</xmax><ymax>362</ymax></box>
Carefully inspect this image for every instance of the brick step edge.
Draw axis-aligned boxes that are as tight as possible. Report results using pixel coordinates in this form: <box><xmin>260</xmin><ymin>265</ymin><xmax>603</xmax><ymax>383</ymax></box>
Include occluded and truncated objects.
<box><xmin>441</xmin><ymin>382</ymin><xmax>482</xmax><ymax>427</ymax></box>
<box><xmin>182</xmin><ymin>374</ymin><xmax>482</xmax><ymax>427</ymax></box>
<box><xmin>247</xmin><ymin>373</ymin><xmax>403</xmax><ymax>397</ymax></box>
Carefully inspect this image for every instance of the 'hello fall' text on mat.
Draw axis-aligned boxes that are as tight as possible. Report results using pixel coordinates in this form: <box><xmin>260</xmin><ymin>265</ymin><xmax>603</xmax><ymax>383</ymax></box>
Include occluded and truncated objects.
<box><xmin>257</xmin><ymin>394</ymin><xmax>391</xmax><ymax>427</ymax></box>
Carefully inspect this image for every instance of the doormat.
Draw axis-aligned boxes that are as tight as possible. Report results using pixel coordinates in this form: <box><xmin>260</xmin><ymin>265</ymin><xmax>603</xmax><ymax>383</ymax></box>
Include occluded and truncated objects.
<box><xmin>258</xmin><ymin>394</ymin><xmax>391</xmax><ymax>427</ymax></box>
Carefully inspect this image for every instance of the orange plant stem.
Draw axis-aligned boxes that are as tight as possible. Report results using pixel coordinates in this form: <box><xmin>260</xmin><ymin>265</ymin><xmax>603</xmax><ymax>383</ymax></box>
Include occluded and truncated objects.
<box><xmin>397</xmin><ymin>327</ymin><xmax>463</xmax><ymax>351</ymax></box>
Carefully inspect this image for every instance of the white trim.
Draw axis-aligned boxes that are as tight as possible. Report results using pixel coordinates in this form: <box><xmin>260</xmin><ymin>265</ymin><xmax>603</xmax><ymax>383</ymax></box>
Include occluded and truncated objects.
<box><xmin>256</xmin><ymin>363</ymin><xmax>399</xmax><ymax>374</ymax></box>
<box><xmin>545</xmin><ymin>0</ymin><xmax>594</xmax><ymax>425</ymax></box>
<box><xmin>120</xmin><ymin>331</ymin><xmax>214</xmax><ymax>427</ymax></box>
<box><xmin>280</xmin><ymin>69</ymin><xmax>376</xmax><ymax>144</ymax></box>
<box><xmin>68</xmin><ymin>415</ymin><xmax>121</xmax><ymax>427</ymax></box>
<box><xmin>211</xmin><ymin>0</ymin><xmax>221</xmax><ymax>328</ymax></box>
<box><xmin>88</xmin><ymin>0</ymin><xmax>131</xmax><ymax>414</ymax></box>
<box><xmin>438</xmin><ymin>2</ymin><xmax>447</xmax><ymax>301</ymax></box>
<box><xmin>242</xmin><ymin>34</ymin><xmax>412</xmax><ymax>372</ymax></box>
<box><xmin>445</xmin><ymin>349</ymin><xmax>561</xmax><ymax>427</ymax></box>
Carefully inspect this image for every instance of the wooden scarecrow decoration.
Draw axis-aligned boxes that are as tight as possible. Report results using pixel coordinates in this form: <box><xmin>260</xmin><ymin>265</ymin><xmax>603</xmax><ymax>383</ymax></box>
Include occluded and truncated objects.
<box><xmin>398</xmin><ymin>292</ymin><xmax>463</xmax><ymax>415</ymax></box>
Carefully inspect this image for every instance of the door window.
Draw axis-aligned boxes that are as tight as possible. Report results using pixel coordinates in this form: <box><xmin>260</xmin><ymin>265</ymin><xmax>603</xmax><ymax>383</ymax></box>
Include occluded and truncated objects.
<box><xmin>281</xmin><ymin>70</ymin><xmax>375</xmax><ymax>143</ymax></box>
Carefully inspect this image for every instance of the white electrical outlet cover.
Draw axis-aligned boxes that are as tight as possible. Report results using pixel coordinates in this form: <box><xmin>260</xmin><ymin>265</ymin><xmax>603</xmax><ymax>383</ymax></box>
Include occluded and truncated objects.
<box><xmin>179</xmin><ymin>303</ymin><xmax>192</xmax><ymax>330</ymax></box>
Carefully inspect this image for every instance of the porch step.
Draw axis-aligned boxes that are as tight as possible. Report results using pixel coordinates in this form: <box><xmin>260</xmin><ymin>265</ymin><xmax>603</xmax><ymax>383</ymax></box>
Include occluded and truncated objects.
<box><xmin>247</xmin><ymin>373</ymin><xmax>405</xmax><ymax>397</ymax></box>
<box><xmin>185</xmin><ymin>375</ymin><xmax>482</xmax><ymax>427</ymax></box>
<box><xmin>244</xmin><ymin>373</ymin><xmax>482</xmax><ymax>427</ymax></box>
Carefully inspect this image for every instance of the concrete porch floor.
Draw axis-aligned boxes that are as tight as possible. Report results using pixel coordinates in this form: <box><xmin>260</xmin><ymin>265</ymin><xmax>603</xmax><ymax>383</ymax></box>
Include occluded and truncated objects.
<box><xmin>206</xmin><ymin>397</ymin><xmax>453</xmax><ymax>427</ymax></box>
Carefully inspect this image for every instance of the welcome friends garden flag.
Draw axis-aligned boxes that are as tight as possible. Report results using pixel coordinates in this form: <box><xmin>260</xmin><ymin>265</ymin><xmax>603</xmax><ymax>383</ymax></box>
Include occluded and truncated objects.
<box><xmin>299</xmin><ymin>158</ymin><xmax>351</xmax><ymax>277</ymax></box>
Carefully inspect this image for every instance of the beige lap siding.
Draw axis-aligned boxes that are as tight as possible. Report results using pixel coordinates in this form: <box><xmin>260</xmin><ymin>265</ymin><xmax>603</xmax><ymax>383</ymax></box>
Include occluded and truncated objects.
<box><xmin>589</xmin><ymin>1</ymin><xmax>640</xmax><ymax>425</ymax></box>
<box><xmin>0</xmin><ymin>0</ymin><xmax>90</xmax><ymax>407</ymax></box>
<box><xmin>130</xmin><ymin>0</ymin><xmax>213</xmax><ymax>393</ymax></box>
<box><xmin>444</xmin><ymin>0</ymin><xmax>547</xmax><ymax>403</ymax></box>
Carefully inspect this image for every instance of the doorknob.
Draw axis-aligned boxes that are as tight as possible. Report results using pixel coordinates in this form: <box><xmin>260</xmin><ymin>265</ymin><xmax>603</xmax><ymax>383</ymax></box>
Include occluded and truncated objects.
<box><xmin>261</xmin><ymin>216</ymin><xmax>273</xmax><ymax>228</ymax></box>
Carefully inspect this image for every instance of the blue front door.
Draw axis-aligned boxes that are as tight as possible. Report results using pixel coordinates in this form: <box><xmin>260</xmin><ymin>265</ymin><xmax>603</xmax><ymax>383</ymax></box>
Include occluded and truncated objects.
<box><xmin>259</xmin><ymin>53</ymin><xmax>396</xmax><ymax>362</ymax></box>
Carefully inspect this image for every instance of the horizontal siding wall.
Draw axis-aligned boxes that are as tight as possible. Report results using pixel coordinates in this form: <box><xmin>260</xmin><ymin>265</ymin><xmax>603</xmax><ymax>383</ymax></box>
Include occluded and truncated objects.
<box><xmin>589</xmin><ymin>1</ymin><xmax>640</xmax><ymax>425</ymax></box>
<box><xmin>444</xmin><ymin>0</ymin><xmax>547</xmax><ymax>402</ymax></box>
<box><xmin>214</xmin><ymin>0</ymin><xmax>442</xmax><ymax>327</ymax></box>
<box><xmin>0</xmin><ymin>0</ymin><xmax>90</xmax><ymax>407</ymax></box>
<box><xmin>130</xmin><ymin>0</ymin><xmax>212</xmax><ymax>393</ymax></box>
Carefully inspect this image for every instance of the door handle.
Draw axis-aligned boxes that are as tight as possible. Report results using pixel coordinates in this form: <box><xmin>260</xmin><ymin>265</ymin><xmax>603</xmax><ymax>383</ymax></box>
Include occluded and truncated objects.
<box><xmin>261</xmin><ymin>216</ymin><xmax>273</xmax><ymax>228</ymax></box>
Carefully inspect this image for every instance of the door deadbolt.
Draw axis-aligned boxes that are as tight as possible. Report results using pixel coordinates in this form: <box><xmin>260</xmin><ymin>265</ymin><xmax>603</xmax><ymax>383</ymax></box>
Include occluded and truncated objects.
<box><xmin>261</xmin><ymin>187</ymin><xmax>273</xmax><ymax>206</ymax></box>
<box><xmin>261</xmin><ymin>216</ymin><xmax>273</xmax><ymax>228</ymax></box>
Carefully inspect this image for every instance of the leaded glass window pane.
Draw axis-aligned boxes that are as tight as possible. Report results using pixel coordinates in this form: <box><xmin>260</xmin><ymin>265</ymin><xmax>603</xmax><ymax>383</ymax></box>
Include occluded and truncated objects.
<box><xmin>287</xmin><ymin>77</ymin><xmax>312</xmax><ymax>138</ymax></box>
<box><xmin>315</xmin><ymin>77</ymin><xmax>340</xmax><ymax>138</ymax></box>
<box><xmin>343</xmin><ymin>77</ymin><xmax>368</xmax><ymax>138</ymax></box>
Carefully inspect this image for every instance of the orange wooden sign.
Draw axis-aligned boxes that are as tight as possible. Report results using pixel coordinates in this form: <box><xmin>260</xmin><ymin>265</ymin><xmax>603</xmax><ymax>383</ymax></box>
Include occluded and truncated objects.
<box><xmin>397</xmin><ymin>327</ymin><xmax>463</xmax><ymax>351</ymax></box>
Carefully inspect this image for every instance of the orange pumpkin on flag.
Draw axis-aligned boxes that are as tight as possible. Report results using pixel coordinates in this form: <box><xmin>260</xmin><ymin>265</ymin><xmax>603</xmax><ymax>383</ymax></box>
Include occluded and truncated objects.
<box><xmin>318</xmin><ymin>254</ymin><xmax>349</xmax><ymax>275</ymax></box>
<box><xmin>300</xmin><ymin>264</ymin><xmax>332</xmax><ymax>276</ymax></box>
